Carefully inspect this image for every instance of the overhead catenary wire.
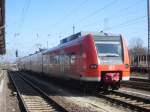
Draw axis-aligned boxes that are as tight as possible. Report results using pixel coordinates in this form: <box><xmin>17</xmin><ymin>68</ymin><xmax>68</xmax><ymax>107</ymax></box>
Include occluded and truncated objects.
<box><xmin>103</xmin><ymin>15</ymin><xmax>146</xmax><ymax>31</ymax></box>
<box><xmin>53</xmin><ymin>0</ymin><xmax>89</xmax><ymax>27</ymax></box>
<box><xmin>118</xmin><ymin>0</ymin><xmax>143</xmax><ymax>12</ymax></box>
<box><xmin>101</xmin><ymin>18</ymin><xmax>146</xmax><ymax>31</ymax></box>
<box><xmin>16</xmin><ymin>0</ymin><xmax>31</xmax><ymax>35</ymax></box>
<box><xmin>76</xmin><ymin>0</ymin><xmax>118</xmax><ymax>24</ymax></box>
<box><xmin>79</xmin><ymin>0</ymin><xmax>144</xmax><ymax>29</ymax></box>
<box><xmin>111</xmin><ymin>0</ymin><xmax>144</xmax><ymax>19</ymax></box>
<box><xmin>59</xmin><ymin>0</ymin><xmax>118</xmax><ymax>34</ymax></box>
<box><xmin>10</xmin><ymin>0</ymin><xmax>31</xmax><ymax>36</ymax></box>
<box><xmin>11</xmin><ymin>0</ymin><xmax>31</xmax><ymax>58</ymax></box>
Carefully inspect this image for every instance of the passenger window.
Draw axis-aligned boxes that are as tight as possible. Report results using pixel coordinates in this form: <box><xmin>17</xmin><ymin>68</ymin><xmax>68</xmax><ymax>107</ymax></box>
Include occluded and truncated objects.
<box><xmin>144</xmin><ymin>56</ymin><xmax>146</xmax><ymax>61</ymax></box>
<box><xmin>64</xmin><ymin>55</ymin><xmax>70</xmax><ymax>64</ymax></box>
<box><xmin>70</xmin><ymin>54</ymin><xmax>76</xmax><ymax>64</ymax></box>
<box><xmin>59</xmin><ymin>55</ymin><xmax>64</xmax><ymax>63</ymax></box>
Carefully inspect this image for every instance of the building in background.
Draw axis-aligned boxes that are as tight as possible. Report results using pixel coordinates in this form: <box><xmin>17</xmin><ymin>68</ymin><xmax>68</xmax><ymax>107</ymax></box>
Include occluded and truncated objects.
<box><xmin>0</xmin><ymin>0</ymin><xmax>5</xmax><ymax>54</ymax></box>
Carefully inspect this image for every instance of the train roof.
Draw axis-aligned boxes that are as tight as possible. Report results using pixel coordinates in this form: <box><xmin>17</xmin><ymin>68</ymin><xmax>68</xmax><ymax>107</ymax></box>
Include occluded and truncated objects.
<box><xmin>81</xmin><ymin>31</ymin><xmax>120</xmax><ymax>37</ymax></box>
<box><xmin>18</xmin><ymin>31</ymin><xmax>122</xmax><ymax>57</ymax></box>
<box><xmin>42</xmin><ymin>31</ymin><xmax>121</xmax><ymax>54</ymax></box>
<box><xmin>60</xmin><ymin>31</ymin><xmax>121</xmax><ymax>44</ymax></box>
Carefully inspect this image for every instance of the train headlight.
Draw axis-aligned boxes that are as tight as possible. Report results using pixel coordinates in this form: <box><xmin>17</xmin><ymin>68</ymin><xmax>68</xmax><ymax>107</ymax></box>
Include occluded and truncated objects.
<box><xmin>89</xmin><ymin>64</ymin><xmax>98</xmax><ymax>69</ymax></box>
<box><xmin>125</xmin><ymin>64</ymin><xmax>129</xmax><ymax>69</ymax></box>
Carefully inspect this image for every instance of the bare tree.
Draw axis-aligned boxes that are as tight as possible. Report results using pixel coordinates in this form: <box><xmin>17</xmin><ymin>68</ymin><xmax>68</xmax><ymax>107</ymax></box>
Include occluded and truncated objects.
<box><xmin>129</xmin><ymin>37</ymin><xmax>147</xmax><ymax>56</ymax></box>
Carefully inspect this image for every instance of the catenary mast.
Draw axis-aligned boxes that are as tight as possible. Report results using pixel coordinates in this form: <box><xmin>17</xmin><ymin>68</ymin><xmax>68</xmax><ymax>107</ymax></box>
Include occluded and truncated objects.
<box><xmin>147</xmin><ymin>0</ymin><xmax>150</xmax><ymax>79</ymax></box>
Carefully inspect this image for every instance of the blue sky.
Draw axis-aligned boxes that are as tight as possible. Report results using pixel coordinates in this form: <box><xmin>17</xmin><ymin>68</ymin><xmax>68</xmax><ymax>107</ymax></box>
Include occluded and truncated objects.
<box><xmin>4</xmin><ymin>0</ymin><xmax>147</xmax><ymax>61</ymax></box>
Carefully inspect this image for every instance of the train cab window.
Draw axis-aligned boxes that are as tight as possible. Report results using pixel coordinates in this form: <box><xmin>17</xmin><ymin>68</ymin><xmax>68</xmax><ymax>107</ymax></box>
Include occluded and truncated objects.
<box><xmin>95</xmin><ymin>41</ymin><xmax>123</xmax><ymax>64</ymax></box>
<box><xmin>96</xmin><ymin>41</ymin><xmax>122</xmax><ymax>56</ymax></box>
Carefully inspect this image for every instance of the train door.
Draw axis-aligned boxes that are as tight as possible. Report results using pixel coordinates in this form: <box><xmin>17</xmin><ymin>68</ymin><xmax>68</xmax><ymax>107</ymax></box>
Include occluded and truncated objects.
<box><xmin>59</xmin><ymin>54</ymin><xmax>65</xmax><ymax>73</ymax></box>
<box><xmin>41</xmin><ymin>54</ymin><xmax>43</xmax><ymax>73</ymax></box>
<box><xmin>59</xmin><ymin>49</ymin><xmax>65</xmax><ymax>74</ymax></box>
<box><xmin>79</xmin><ymin>43</ymin><xmax>84</xmax><ymax>73</ymax></box>
<box><xmin>70</xmin><ymin>53</ymin><xmax>77</xmax><ymax>74</ymax></box>
<box><xmin>45</xmin><ymin>53</ymin><xmax>49</xmax><ymax>74</ymax></box>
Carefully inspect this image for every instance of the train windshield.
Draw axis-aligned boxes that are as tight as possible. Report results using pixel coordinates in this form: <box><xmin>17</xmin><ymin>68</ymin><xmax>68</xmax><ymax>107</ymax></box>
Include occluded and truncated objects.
<box><xmin>95</xmin><ymin>41</ymin><xmax>123</xmax><ymax>64</ymax></box>
<box><xmin>96</xmin><ymin>41</ymin><xmax>122</xmax><ymax>57</ymax></box>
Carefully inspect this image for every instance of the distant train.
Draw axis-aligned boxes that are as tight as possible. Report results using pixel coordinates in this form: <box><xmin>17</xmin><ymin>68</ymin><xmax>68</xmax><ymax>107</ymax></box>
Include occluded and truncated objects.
<box><xmin>17</xmin><ymin>32</ymin><xmax>130</xmax><ymax>90</ymax></box>
<box><xmin>130</xmin><ymin>54</ymin><xmax>148</xmax><ymax>72</ymax></box>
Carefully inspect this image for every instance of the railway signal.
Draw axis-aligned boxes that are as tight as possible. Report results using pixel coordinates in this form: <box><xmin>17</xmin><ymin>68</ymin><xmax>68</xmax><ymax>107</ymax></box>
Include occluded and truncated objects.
<box><xmin>15</xmin><ymin>50</ymin><xmax>18</xmax><ymax>57</ymax></box>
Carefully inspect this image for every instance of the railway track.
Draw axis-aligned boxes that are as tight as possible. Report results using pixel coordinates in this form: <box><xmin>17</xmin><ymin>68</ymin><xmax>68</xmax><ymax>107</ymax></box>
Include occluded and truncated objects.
<box><xmin>8</xmin><ymin>71</ymin><xmax>67</xmax><ymax>112</ymax></box>
<box><xmin>98</xmin><ymin>90</ymin><xmax>150</xmax><ymax>112</ymax></box>
<box><xmin>121</xmin><ymin>80</ymin><xmax>150</xmax><ymax>91</ymax></box>
<box><xmin>130</xmin><ymin>77</ymin><xmax>150</xmax><ymax>83</ymax></box>
<box><xmin>15</xmin><ymin>71</ymin><xmax>150</xmax><ymax>112</ymax></box>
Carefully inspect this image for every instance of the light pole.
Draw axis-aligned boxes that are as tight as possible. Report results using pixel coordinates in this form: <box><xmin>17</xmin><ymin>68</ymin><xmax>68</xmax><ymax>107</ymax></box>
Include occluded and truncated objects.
<box><xmin>14</xmin><ymin>33</ymin><xmax>20</xmax><ymax>58</ymax></box>
<box><xmin>35</xmin><ymin>33</ymin><xmax>42</xmax><ymax>50</ymax></box>
<box><xmin>47</xmin><ymin>34</ymin><xmax>51</xmax><ymax>49</ymax></box>
<box><xmin>73</xmin><ymin>25</ymin><xmax>75</xmax><ymax>34</ymax></box>
<box><xmin>147</xmin><ymin>0</ymin><xmax>150</xmax><ymax>79</ymax></box>
<box><xmin>46</xmin><ymin>41</ymin><xmax>48</xmax><ymax>49</ymax></box>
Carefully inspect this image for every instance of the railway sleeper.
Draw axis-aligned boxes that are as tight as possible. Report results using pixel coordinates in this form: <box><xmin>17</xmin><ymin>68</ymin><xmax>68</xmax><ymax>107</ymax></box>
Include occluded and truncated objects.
<box><xmin>9</xmin><ymin>72</ymin><xmax>67</xmax><ymax>112</ymax></box>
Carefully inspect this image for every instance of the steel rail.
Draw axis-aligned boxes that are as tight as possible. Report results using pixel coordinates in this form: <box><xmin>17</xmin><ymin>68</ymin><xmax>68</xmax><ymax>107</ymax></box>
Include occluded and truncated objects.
<box><xmin>98</xmin><ymin>90</ymin><xmax>150</xmax><ymax>112</ymax></box>
<box><xmin>9</xmin><ymin>71</ymin><xmax>67</xmax><ymax>112</ymax></box>
<box><xmin>121</xmin><ymin>80</ymin><xmax>150</xmax><ymax>91</ymax></box>
<box><xmin>130</xmin><ymin>77</ymin><xmax>150</xmax><ymax>83</ymax></box>
<box><xmin>8</xmin><ymin>71</ymin><xmax>29</xmax><ymax>112</ymax></box>
<box><xmin>17</xmin><ymin>71</ymin><xmax>150</xmax><ymax>111</ymax></box>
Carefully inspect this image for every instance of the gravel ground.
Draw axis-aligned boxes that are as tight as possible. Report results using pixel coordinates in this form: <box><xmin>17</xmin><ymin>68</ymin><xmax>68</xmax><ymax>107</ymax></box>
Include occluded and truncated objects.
<box><xmin>23</xmin><ymin>73</ymin><xmax>132</xmax><ymax>112</ymax></box>
<box><xmin>2</xmin><ymin>70</ymin><xmax>20</xmax><ymax>112</ymax></box>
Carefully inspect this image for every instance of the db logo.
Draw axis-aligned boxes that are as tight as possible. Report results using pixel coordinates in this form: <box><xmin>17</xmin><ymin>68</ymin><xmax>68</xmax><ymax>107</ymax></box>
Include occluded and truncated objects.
<box><xmin>109</xmin><ymin>65</ymin><xmax>115</xmax><ymax>70</ymax></box>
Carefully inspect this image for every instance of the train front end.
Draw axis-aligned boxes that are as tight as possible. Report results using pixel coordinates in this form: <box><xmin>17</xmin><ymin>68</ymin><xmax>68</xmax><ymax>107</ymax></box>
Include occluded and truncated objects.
<box><xmin>97</xmin><ymin>34</ymin><xmax>130</xmax><ymax>89</ymax></box>
<box><xmin>82</xmin><ymin>32</ymin><xmax>130</xmax><ymax>90</ymax></box>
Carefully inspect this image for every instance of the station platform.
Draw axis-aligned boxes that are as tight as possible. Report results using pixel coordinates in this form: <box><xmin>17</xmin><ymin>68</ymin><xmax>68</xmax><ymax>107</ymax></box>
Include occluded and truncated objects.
<box><xmin>131</xmin><ymin>76</ymin><xmax>149</xmax><ymax>80</ymax></box>
<box><xmin>130</xmin><ymin>76</ymin><xmax>149</xmax><ymax>83</ymax></box>
<box><xmin>0</xmin><ymin>70</ymin><xmax>6</xmax><ymax>112</ymax></box>
<box><xmin>0</xmin><ymin>70</ymin><xmax>20</xmax><ymax>112</ymax></box>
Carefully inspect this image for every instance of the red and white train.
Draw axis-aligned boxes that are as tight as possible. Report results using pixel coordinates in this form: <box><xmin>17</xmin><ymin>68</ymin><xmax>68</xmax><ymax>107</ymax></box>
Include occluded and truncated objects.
<box><xmin>17</xmin><ymin>32</ymin><xmax>130</xmax><ymax>90</ymax></box>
